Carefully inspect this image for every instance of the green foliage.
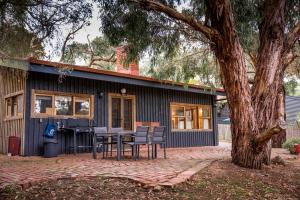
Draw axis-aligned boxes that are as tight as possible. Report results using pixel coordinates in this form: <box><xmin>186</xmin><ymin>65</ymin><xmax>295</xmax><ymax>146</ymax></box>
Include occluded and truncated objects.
<box><xmin>62</xmin><ymin>36</ymin><xmax>116</xmax><ymax>70</ymax></box>
<box><xmin>284</xmin><ymin>76</ymin><xmax>300</xmax><ymax>96</ymax></box>
<box><xmin>97</xmin><ymin>0</ymin><xmax>299</xmax><ymax>83</ymax></box>
<box><xmin>146</xmin><ymin>48</ymin><xmax>221</xmax><ymax>87</ymax></box>
<box><xmin>282</xmin><ymin>137</ymin><xmax>300</xmax><ymax>154</ymax></box>
<box><xmin>0</xmin><ymin>24</ymin><xmax>44</xmax><ymax>58</ymax></box>
<box><xmin>0</xmin><ymin>0</ymin><xmax>92</xmax><ymax>57</ymax></box>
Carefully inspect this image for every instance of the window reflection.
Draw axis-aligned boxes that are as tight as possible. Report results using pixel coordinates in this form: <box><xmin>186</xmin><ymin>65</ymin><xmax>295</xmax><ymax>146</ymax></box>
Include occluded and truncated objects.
<box><xmin>35</xmin><ymin>95</ymin><xmax>52</xmax><ymax>114</ymax></box>
<box><xmin>75</xmin><ymin>98</ymin><xmax>90</xmax><ymax>115</ymax></box>
<box><xmin>55</xmin><ymin>96</ymin><xmax>73</xmax><ymax>115</ymax></box>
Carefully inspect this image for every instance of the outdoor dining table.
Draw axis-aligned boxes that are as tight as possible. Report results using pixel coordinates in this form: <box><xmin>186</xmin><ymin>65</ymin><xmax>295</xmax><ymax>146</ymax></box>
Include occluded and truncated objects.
<box><xmin>92</xmin><ymin>131</ymin><xmax>135</xmax><ymax>160</ymax></box>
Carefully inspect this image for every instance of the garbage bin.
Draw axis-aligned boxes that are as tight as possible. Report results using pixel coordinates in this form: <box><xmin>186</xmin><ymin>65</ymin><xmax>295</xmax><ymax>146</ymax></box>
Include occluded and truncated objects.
<box><xmin>43</xmin><ymin>138</ymin><xmax>58</xmax><ymax>158</ymax></box>
<box><xmin>8</xmin><ymin>136</ymin><xmax>21</xmax><ymax>156</ymax></box>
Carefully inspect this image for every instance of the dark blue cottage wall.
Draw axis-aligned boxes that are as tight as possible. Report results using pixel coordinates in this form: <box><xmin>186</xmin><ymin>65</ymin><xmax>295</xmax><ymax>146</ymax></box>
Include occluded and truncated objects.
<box><xmin>24</xmin><ymin>72</ymin><xmax>218</xmax><ymax>156</ymax></box>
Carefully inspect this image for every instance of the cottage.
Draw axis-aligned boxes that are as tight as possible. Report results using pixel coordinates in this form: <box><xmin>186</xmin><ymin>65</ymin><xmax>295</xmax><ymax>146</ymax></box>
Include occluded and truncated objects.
<box><xmin>0</xmin><ymin>56</ymin><xmax>222</xmax><ymax>156</ymax></box>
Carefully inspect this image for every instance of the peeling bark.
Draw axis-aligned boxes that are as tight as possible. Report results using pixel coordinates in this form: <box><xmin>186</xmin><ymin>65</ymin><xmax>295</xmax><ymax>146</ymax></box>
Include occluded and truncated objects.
<box><xmin>128</xmin><ymin>0</ymin><xmax>299</xmax><ymax>169</ymax></box>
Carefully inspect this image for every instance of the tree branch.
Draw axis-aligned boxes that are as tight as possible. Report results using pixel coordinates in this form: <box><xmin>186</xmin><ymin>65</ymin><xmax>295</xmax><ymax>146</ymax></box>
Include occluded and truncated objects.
<box><xmin>254</xmin><ymin>122</ymin><xmax>286</xmax><ymax>146</ymax></box>
<box><xmin>89</xmin><ymin>53</ymin><xmax>116</xmax><ymax>67</ymax></box>
<box><xmin>60</xmin><ymin>23</ymin><xmax>86</xmax><ymax>62</ymax></box>
<box><xmin>248</xmin><ymin>49</ymin><xmax>257</xmax><ymax>68</ymax></box>
<box><xmin>284</xmin><ymin>21</ymin><xmax>300</xmax><ymax>54</ymax></box>
<box><xmin>127</xmin><ymin>0</ymin><xmax>220</xmax><ymax>41</ymax></box>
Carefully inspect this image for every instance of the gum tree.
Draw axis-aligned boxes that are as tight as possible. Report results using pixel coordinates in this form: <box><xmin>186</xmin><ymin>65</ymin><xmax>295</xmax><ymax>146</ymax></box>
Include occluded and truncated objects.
<box><xmin>97</xmin><ymin>0</ymin><xmax>300</xmax><ymax>169</ymax></box>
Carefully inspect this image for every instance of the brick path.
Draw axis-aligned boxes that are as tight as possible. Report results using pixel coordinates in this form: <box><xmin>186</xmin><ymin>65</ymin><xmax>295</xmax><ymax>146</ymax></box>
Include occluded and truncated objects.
<box><xmin>0</xmin><ymin>144</ymin><xmax>231</xmax><ymax>189</ymax></box>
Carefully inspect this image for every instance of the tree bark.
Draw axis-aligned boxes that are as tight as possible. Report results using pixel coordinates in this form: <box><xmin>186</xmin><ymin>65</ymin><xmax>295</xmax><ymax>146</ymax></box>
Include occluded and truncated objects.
<box><xmin>127</xmin><ymin>0</ymin><xmax>299</xmax><ymax>169</ymax></box>
<box><xmin>206</xmin><ymin>0</ymin><xmax>286</xmax><ymax>169</ymax></box>
<box><xmin>272</xmin><ymin>84</ymin><xmax>286</xmax><ymax>148</ymax></box>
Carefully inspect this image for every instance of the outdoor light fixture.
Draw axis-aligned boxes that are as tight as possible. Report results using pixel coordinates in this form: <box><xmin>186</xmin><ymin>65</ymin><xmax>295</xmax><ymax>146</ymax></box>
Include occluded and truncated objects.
<box><xmin>120</xmin><ymin>88</ymin><xmax>127</xmax><ymax>95</ymax></box>
<box><xmin>98</xmin><ymin>91</ymin><xmax>104</xmax><ymax>98</ymax></box>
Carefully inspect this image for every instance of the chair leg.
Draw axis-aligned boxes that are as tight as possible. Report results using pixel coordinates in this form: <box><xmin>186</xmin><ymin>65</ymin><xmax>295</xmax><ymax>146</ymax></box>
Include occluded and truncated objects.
<box><xmin>134</xmin><ymin>145</ymin><xmax>137</xmax><ymax>160</ymax></box>
<box><xmin>152</xmin><ymin>144</ymin><xmax>154</xmax><ymax>159</ymax></box>
<box><xmin>147</xmin><ymin>144</ymin><xmax>150</xmax><ymax>160</ymax></box>
<box><xmin>131</xmin><ymin>146</ymin><xmax>134</xmax><ymax>157</ymax></box>
<box><xmin>123</xmin><ymin>144</ymin><xmax>125</xmax><ymax>157</ymax></box>
<box><xmin>164</xmin><ymin>144</ymin><xmax>166</xmax><ymax>159</ymax></box>
<box><xmin>106</xmin><ymin>144</ymin><xmax>108</xmax><ymax>158</ymax></box>
<box><xmin>111</xmin><ymin>143</ymin><xmax>113</xmax><ymax>156</ymax></box>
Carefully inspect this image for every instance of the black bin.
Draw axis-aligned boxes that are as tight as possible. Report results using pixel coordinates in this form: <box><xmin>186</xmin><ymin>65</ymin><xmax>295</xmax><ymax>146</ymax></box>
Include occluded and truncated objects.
<box><xmin>43</xmin><ymin>138</ymin><xmax>58</xmax><ymax>158</ymax></box>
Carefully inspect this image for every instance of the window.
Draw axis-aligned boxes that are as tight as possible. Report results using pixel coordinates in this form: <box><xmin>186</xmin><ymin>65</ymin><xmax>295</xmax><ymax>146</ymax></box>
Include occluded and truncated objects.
<box><xmin>32</xmin><ymin>90</ymin><xmax>93</xmax><ymax>119</ymax></box>
<box><xmin>5</xmin><ymin>93</ymin><xmax>23</xmax><ymax>119</ymax></box>
<box><xmin>35</xmin><ymin>95</ymin><xmax>53</xmax><ymax>114</ymax></box>
<box><xmin>55</xmin><ymin>96</ymin><xmax>73</xmax><ymax>116</ymax></box>
<box><xmin>171</xmin><ymin>103</ymin><xmax>212</xmax><ymax>131</ymax></box>
<box><xmin>74</xmin><ymin>97</ymin><xmax>90</xmax><ymax>116</ymax></box>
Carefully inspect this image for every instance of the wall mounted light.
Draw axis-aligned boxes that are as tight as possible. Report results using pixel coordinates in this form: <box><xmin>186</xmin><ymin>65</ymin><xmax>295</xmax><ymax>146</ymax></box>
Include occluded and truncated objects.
<box><xmin>120</xmin><ymin>88</ymin><xmax>127</xmax><ymax>95</ymax></box>
<box><xmin>98</xmin><ymin>91</ymin><xmax>104</xmax><ymax>98</ymax></box>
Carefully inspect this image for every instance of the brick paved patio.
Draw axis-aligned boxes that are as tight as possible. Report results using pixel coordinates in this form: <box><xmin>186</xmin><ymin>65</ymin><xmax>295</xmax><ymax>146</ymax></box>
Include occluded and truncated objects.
<box><xmin>0</xmin><ymin>144</ymin><xmax>231</xmax><ymax>189</ymax></box>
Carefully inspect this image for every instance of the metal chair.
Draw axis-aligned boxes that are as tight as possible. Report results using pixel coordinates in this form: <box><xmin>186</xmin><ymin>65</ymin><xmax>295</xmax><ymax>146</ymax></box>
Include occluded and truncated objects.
<box><xmin>151</xmin><ymin>126</ymin><xmax>167</xmax><ymax>159</ymax></box>
<box><xmin>107</xmin><ymin>127</ymin><xmax>123</xmax><ymax>157</ymax></box>
<box><xmin>123</xmin><ymin>126</ymin><xmax>150</xmax><ymax>160</ymax></box>
<box><xmin>92</xmin><ymin>127</ymin><xmax>107</xmax><ymax>159</ymax></box>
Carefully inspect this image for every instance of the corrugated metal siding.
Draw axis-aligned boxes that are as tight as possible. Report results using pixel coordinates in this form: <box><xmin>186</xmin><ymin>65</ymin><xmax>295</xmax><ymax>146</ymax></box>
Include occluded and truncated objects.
<box><xmin>285</xmin><ymin>96</ymin><xmax>300</xmax><ymax>124</ymax></box>
<box><xmin>24</xmin><ymin>72</ymin><xmax>217</xmax><ymax>156</ymax></box>
<box><xmin>218</xmin><ymin>96</ymin><xmax>300</xmax><ymax>125</ymax></box>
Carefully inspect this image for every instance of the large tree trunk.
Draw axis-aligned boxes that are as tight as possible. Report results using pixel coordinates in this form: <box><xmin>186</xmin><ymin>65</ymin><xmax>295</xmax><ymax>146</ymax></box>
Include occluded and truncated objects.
<box><xmin>207</xmin><ymin>0</ymin><xmax>285</xmax><ymax>169</ymax></box>
<box><xmin>128</xmin><ymin>0</ymin><xmax>299</xmax><ymax>169</ymax></box>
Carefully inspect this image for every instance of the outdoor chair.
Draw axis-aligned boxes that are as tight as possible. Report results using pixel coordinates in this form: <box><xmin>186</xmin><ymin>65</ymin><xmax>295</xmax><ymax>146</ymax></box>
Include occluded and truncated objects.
<box><xmin>106</xmin><ymin>127</ymin><xmax>123</xmax><ymax>157</ymax></box>
<box><xmin>92</xmin><ymin>127</ymin><xmax>107</xmax><ymax>159</ymax></box>
<box><xmin>123</xmin><ymin>126</ymin><xmax>150</xmax><ymax>160</ymax></box>
<box><xmin>151</xmin><ymin>126</ymin><xmax>167</xmax><ymax>159</ymax></box>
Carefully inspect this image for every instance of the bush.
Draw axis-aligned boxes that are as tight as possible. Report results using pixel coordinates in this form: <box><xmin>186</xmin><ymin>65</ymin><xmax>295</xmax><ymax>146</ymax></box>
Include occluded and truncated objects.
<box><xmin>282</xmin><ymin>137</ymin><xmax>300</xmax><ymax>154</ymax></box>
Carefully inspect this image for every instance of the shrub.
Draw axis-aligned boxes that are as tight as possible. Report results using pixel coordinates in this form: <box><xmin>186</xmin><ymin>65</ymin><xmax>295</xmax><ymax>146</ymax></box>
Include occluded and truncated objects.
<box><xmin>282</xmin><ymin>137</ymin><xmax>300</xmax><ymax>154</ymax></box>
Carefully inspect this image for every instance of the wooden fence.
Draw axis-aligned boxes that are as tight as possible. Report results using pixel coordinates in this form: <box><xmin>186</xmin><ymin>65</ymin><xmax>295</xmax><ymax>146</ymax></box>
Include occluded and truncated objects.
<box><xmin>218</xmin><ymin>123</ymin><xmax>300</xmax><ymax>142</ymax></box>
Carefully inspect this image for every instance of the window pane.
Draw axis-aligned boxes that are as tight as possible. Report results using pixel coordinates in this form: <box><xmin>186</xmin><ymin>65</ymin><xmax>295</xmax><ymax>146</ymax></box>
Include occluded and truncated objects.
<box><xmin>203</xmin><ymin>108</ymin><xmax>210</xmax><ymax>117</ymax></box>
<box><xmin>111</xmin><ymin>98</ymin><xmax>121</xmax><ymax>128</ymax></box>
<box><xmin>55</xmin><ymin>96</ymin><xmax>73</xmax><ymax>115</ymax></box>
<box><xmin>123</xmin><ymin>99</ymin><xmax>133</xmax><ymax>130</ymax></box>
<box><xmin>6</xmin><ymin>98</ymin><xmax>12</xmax><ymax>117</ymax></box>
<box><xmin>12</xmin><ymin>96</ymin><xmax>17</xmax><ymax>116</ymax></box>
<box><xmin>35</xmin><ymin>95</ymin><xmax>53</xmax><ymax>114</ymax></box>
<box><xmin>185</xmin><ymin>107</ymin><xmax>198</xmax><ymax>129</ymax></box>
<box><xmin>17</xmin><ymin>95</ymin><xmax>23</xmax><ymax>114</ymax></box>
<box><xmin>75</xmin><ymin>98</ymin><xmax>90</xmax><ymax>116</ymax></box>
<box><xmin>172</xmin><ymin>117</ymin><xmax>185</xmax><ymax>129</ymax></box>
<box><xmin>172</xmin><ymin>106</ymin><xmax>184</xmax><ymax>116</ymax></box>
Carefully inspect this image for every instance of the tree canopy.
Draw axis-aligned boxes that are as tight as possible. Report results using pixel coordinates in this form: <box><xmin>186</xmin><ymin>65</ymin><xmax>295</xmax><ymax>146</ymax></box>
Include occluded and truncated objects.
<box><xmin>0</xmin><ymin>0</ymin><xmax>92</xmax><ymax>58</ymax></box>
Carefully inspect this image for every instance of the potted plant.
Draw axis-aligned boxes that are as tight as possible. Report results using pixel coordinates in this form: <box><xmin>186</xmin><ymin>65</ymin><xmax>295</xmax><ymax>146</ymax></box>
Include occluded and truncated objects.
<box><xmin>294</xmin><ymin>143</ymin><xmax>300</xmax><ymax>155</ymax></box>
<box><xmin>283</xmin><ymin>137</ymin><xmax>300</xmax><ymax>154</ymax></box>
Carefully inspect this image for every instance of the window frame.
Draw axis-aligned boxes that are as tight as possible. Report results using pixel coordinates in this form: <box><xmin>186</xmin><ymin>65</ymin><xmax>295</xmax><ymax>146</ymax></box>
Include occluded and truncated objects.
<box><xmin>4</xmin><ymin>91</ymin><xmax>24</xmax><ymax>120</ymax></box>
<box><xmin>31</xmin><ymin>89</ymin><xmax>94</xmax><ymax>119</ymax></box>
<box><xmin>170</xmin><ymin>102</ymin><xmax>213</xmax><ymax>132</ymax></box>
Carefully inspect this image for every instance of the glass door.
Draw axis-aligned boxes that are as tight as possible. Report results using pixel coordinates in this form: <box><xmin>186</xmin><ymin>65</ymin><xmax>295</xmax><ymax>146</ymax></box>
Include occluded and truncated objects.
<box><xmin>109</xmin><ymin>94</ymin><xmax>135</xmax><ymax>131</ymax></box>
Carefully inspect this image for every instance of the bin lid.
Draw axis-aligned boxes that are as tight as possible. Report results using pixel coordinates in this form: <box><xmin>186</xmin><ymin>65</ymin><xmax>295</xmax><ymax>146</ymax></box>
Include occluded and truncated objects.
<box><xmin>44</xmin><ymin>138</ymin><xmax>58</xmax><ymax>144</ymax></box>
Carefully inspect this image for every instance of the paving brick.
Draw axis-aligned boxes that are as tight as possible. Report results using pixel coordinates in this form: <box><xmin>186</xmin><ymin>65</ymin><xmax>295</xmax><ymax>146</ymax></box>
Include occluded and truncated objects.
<box><xmin>0</xmin><ymin>145</ymin><xmax>232</xmax><ymax>188</ymax></box>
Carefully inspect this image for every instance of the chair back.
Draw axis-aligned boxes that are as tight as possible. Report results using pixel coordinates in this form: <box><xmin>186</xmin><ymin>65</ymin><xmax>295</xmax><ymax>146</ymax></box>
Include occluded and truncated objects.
<box><xmin>134</xmin><ymin>126</ymin><xmax>150</xmax><ymax>143</ymax></box>
<box><xmin>110</xmin><ymin>127</ymin><xmax>123</xmax><ymax>133</ymax></box>
<box><xmin>152</xmin><ymin>126</ymin><xmax>166</xmax><ymax>143</ymax></box>
<box><xmin>94</xmin><ymin>127</ymin><xmax>107</xmax><ymax>135</ymax></box>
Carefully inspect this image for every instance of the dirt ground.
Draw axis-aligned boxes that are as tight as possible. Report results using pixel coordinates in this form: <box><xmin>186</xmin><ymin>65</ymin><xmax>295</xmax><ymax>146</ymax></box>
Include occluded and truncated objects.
<box><xmin>1</xmin><ymin>156</ymin><xmax>299</xmax><ymax>200</ymax></box>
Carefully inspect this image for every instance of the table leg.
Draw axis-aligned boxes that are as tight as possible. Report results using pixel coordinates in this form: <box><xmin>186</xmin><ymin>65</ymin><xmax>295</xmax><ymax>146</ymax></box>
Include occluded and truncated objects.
<box><xmin>74</xmin><ymin>131</ymin><xmax>77</xmax><ymax>155</ymax></box>
<box><xmin>117</xmin><ymin>134</ymin><xmax>121</xmax><ymax>161</ymax></box>
<box><xmin>92</xmin><ymin>133</ymin><xmax>96</xmax><ymax>159</ymax></box>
